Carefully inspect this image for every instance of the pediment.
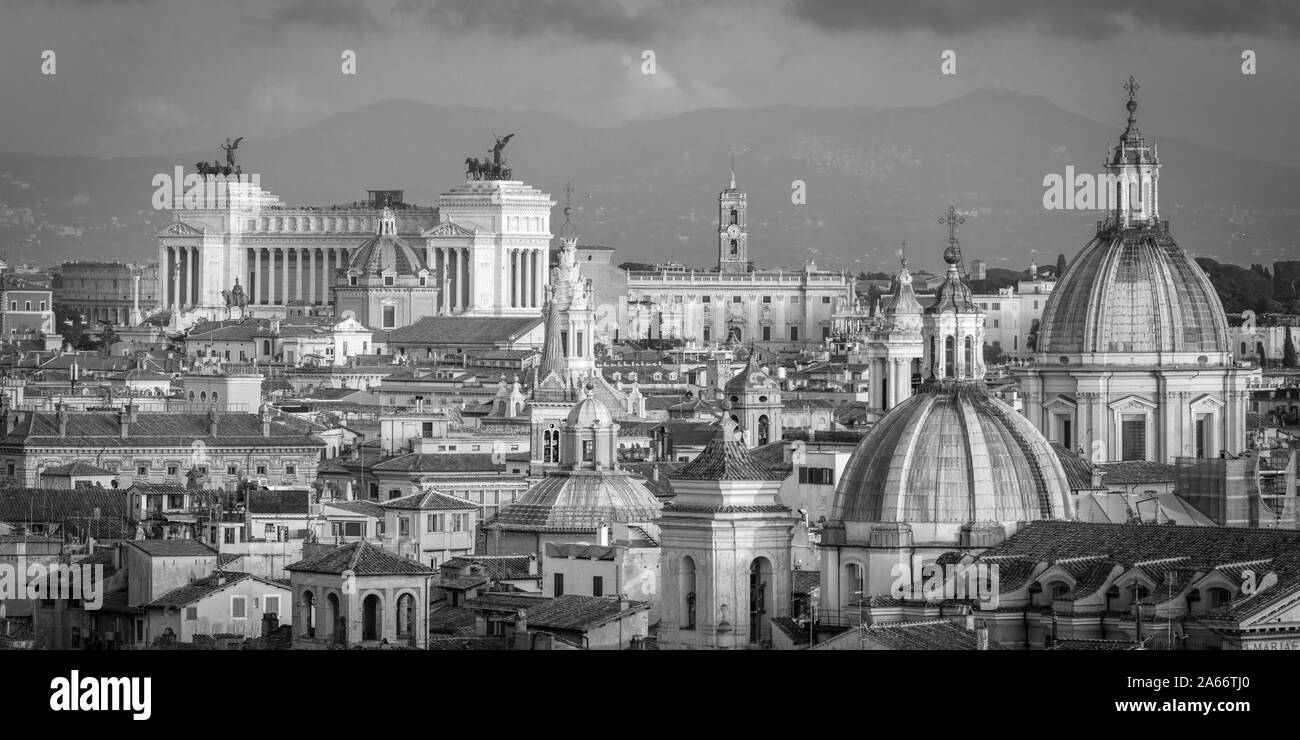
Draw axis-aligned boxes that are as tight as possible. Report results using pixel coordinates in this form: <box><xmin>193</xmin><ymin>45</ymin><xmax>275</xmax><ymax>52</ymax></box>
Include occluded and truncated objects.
<box><xmin>1043</xmin><ymin>395</ymin><xmax>1077</xmax><ymax>411</ymax></box>
<box><xmin>423</xmin><ymin>220</ymin><xmax>476</xmax><ymax>238</ymax></box>
<box><xmin>1190</xmin><ymin>393</ymin><xmax>1225</xmax><ymax>412</ymax></box>
<box><xmin>157</xmin><ymin>220</ymin><xmax>204</xmax><ymax>237</ymax></box>
<box><xmin>1108</xmin><ymin>394</ymin><xmax>1158</xmax><ymax>412</ymax></box>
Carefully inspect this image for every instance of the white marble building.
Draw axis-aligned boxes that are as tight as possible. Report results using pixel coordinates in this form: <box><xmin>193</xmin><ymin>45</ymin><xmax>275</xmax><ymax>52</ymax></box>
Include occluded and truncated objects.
<box><xmin>156</xmin><ymin>178</ymin><xmax>552</xmax><ymax>326</ymax></box>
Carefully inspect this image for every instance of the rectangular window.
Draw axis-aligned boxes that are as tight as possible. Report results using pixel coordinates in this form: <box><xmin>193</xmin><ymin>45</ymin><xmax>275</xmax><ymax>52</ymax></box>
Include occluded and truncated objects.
<box><xmin>399</xmin><ymin>517</ymin><xmax>410</xmax><ymax>536</ymax></box>
<box><xmin>554</xmin><ymin>573</ymin><xmax>564</xmax><ymax>597</ymax></box>
<box><xmin>39</xmin><ymin>301</ymin><xmax>46</xmax><ymax>311</ymax></box>
<box><xmin>224</xmin><ymin>528</ymin><xmax>235</xmax><ymax>544</ymax></box>
<box><xmin>992</xmin><ymin>319</ymin><xmax>1000</xmax><ymax>328</ymax></box>
<box><xmin>264</xmin><ymin>595</ymin><xmax>280</xmax><ymax>617</ymax></box>
<box><xmin>344</xmin><ymin>522</ymin><xmax>364</xmax><ymax>537</ymax></box>
<box><xmin>732</xmin><ymin>296</ymin><xmax>742</xmax><ymax>303</ymax></box>
<box><xmin>137</xmin><ymin>465</ymin><xmax>148</xmax><ymax>476</ymax></box>
<box><xmin>789</xmin><ymin>326</ymin><xmax>799</xmax><ymax>342</ymax></box>
<box><xmin>227</xmin><ymin>464</ymin><xmax>238</xmax><ymax>475</ymax></box>
<box><xmin>582</xmin><ymin>440</ymin><xmax>594</xmax><ymax>462</ymax></box>
<box><xmin>382</xmin><ymin>305</ymin><xmax>395</xmax><ymax>329</ymax></box>
<box><xmin>166</xmin><ymin>465</ymin><xmax>178</xmax><ymax>476</ymax></box>
<box><xmin>992</xmin><ymin>302</ymin><xmax>1001</xmax><ymax>310</ymax></box>
<box><xmin>703</xmin><ymin>327</ymin><xmax>711</xmax><ymax>341</ymax></box>
<box><xmin>5</xmin><ymin>462</ymin><xmax>13</xmax><ymax>476</ymax></box>
<box><xmin>592</xmin><ymin>576</ymin><xmax>604</xmax><ymax>597</ymax></box>
<box><xmin>1121</xmin><ymin>414</ymin><xmax>1146</xmax><ymax>462</ymax></box>
<box><xmin>1196</xmin><ymin>414</ymin><xmax>1210</xmax><ymax>458</ymax></box>
<box><xmin>798</xmin><ymin>467</ymin><xmax>835</xmax><ymax>485</ymax></box>
<box><xmin>185</xmin><ymin>607</ymin><xmax>198</xmax><ymax>621</ymax></box>
<box><xmin>426</xmin><ymin>513</ymin><xmax>443</xmax><ymax>533</ymax></box>
<box><xmin>762</xmin><ymin>326</ymin><xmax>771</xmax><ymax>341</ymax></box>
<box><xmin>231</xmin><ymin>596</ymin><xmax>247</xmax><ymax>619</ymax></box>
<box><xmin>256</xmin><ymin>465</ymin><xmax>267</xmax><ymax>475</ymax></box>
<box><xmin>1057</xmin><ymin>415</ymin><xmax>1072</xmax><ymax>450</ymax></box>
<box><xmin>561</xmin><ymin>330</ymin><xmax>569</xmax><ymax>357</ymax></box>
<box><xmin>762</xmin><ymin>296</ymin><xmax>771</xmax><ymax>303</ymax></box>
<box><xmin>822</xmin><ymin>326</ymin><xmax>830</xmax><ymax>340</ymax></box>
<box><xmin>284</xmin><ymin>464</ymin><xmax>296</xmax><ymax>476</ymax></box>
<box><xmin>383</xmin><ymin>275</ymin><xmax>395</xmax><ymax>286</ymax></box>
<box><xmin>821</xmin><ymin>296</ymin><xmax>831</xmax><ymax>304</ymax></box>
<box><xmin>24</xmin><ymin>301</ymin><xmax>31</xmax><ymax>311</ymax></box>
<box><xmin>452</xmin><ymin>513</ymin><xmax>466</xmax><ymax>532</ymax></box>
<box><xmin>702</xmin><ymin>296</ymin><xmax>711</xmax><ymax>303</ymax></box>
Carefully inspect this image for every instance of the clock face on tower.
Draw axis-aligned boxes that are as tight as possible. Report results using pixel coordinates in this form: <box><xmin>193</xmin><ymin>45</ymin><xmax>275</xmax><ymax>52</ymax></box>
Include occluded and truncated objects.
<box><xmin>726</xmin><ymin>224</ymin><xmax>741</xmax><ymax>238</ymax></box>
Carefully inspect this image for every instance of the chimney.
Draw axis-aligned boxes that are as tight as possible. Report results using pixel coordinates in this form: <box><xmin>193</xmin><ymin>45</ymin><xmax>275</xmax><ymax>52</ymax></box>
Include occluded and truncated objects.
<box><xmin>650</xmin><ymin>466</ymin><xmax>659</xmax><ymax>482</ymax></box>
<box><xmin>511</xmin><ymin>608</ymin><xmax>530</xmax><ymax>650</ymax></box>
<box><xmin>56</xmin><ymin>403</ymin><xmax>68</xmax><ymax>438</ymax></box>
<box><xmin>208</xmin><ymin>406</ymin><xmax>219</xmax><ymax>437</ymax></box>
<box><xmin>527</xmin><ymin>553</ymin><xmax>538</xmax><ymax>576</ymax></box>
<box><xmin>118</xmin><ymin>409</ymin><xmax>129</xmax><ymax>439</ymax></box>
<box><xmin>618</xmin><ymin>595</ymin><xmax>630</xmax><ymax>611</ymax></box>
<box><xmin>597</xmin><ymin>522</ymin><xmax>610</xmax><ymax>547</ymax></box>
<box><xmin>128</xmin><ymin>403</ymin><xmax>139</xmax><ymax>423</ymax></box>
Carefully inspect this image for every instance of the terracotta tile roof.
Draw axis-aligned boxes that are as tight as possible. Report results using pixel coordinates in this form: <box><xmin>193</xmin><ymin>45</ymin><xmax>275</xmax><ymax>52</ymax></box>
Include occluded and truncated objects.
<box><xmin>3</xmin><ymin>411</ymin><xmax>325</xmax><ymax>449</ymax></box>
<box><xmin>981</xmin><ymin>520</ymin><xmax>1300</xmax><ymax>565</ymax></box>
<box><xmin>247</xmin><ymin>489</ymin><xmax>310</xmax><ymax>515</ymax></box>
<box><xmin>324</xmin><ymin>500</ymin><xmax>385</xmax><ymax>519</ymax></box>
<box><xmin>40</xmin><ymin>461</ymin><xmax>117</xmax><ymax>477</ymax></box>
<box><xmin>1047</xmin><ymin>639</ymin><xmax>1145</xmax><ymax>650</ymax></box>
<box><xmin>126</xmin><ymin>539</ymin><xmax>218</xmax><ymax>558</ymax></box>
<box><xmin>442</xmin><ymin>554</ymin><xmax>536</xmax><ymax>580</ymax></box>
<box><xmin>387</xmin><ymin>316</ymin><xmax>542</xmax><ymax>346</ymax></box>
<box><xmin>381</xmin><ymin>490</ymin><xmax>478</xmax><ymax>511</ymax></box>
<box><xmin>523</xmin><ymin>594</ymin><xmax>651</xmax><ymax>632</ymax></box>
<box><xmin>370</xmin><ymin>453</ymin><xmax>504</xmax><ymax>473</ymax></box>
<box><xmin>862</xmin><ymin>619</ymin><xmax>1007</xmax><ymax>650</ymax></box>
<box><xmin>285</xmin><ymin>540</ymin><xmax>436</xmax><ymax>576</ymax></box>
<box><xmin>792</xmin><ymin>570</ymin><xmax>820</xmax><ymax>596</ymax></box>
<box><xmin>426</xmin><ymin>636</ymin><xmax>510</xmax><ymax>650</ymax></box>
<box><xmin>544</xmin><ymin>543</ymin><xmax>617</xmax><ymax>560</ymax></box>
<box><xmin>0</xmin><ymin>487</ymin><xmax>128</xmax><ymax>524</ymax></box>
<box><xmin>670</xmin><ymin>437</ymin><xmax>788</xmax><ymax>481</ymax></box>
<box><xmin>427</xmin><ymin>605</ymin><xmax>480</xmax><ymax>635</ymax></box>
<box><xmin>1050</xmin><ymin>442</ymin><xmax>1103</xmax><ymax>491</ymax></box>
<box><xmin>144</xmin><ymin>571</ymin><xmax>271</xmax><ymax>609</ymax></box>
<box><xmin>1098</xmin><ymin>460</ymin><xmax>1177</xmax><ymax>485</ymax></box>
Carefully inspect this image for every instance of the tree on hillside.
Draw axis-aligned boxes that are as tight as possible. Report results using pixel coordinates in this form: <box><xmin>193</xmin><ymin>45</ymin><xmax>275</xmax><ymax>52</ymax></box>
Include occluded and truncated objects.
<box><xmin>1055</xmin><ymin>254</ymin><xmax>1068</xmax><ymax>280</ymax></box>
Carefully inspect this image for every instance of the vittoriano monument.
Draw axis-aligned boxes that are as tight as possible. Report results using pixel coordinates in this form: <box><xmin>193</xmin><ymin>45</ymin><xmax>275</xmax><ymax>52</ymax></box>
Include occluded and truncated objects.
<box><xmin>465</xmin><ymin>133</ymin><xmax>515</xmax><ymax>180</ymax></box>
<box><xmin>196</xmin><ymin>137</ymin><xmax>244</xmax><ymax>177</ymax></box>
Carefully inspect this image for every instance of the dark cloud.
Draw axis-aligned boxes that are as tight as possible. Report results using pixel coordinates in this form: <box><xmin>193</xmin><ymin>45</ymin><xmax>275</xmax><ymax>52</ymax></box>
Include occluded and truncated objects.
<box><xmin>787</xmin><ymin>0</ymin><xmax>1300</xmax><ymax>37</ymax></box>
<box><xmin>394</xmin><ymin>0</ymin><xmax>671</xmax><ymax>43</ymax></box>
<box><xmin>269</xmin><ymin>0</ymin><xmax>385</xmax><ymax>34</ymax></box>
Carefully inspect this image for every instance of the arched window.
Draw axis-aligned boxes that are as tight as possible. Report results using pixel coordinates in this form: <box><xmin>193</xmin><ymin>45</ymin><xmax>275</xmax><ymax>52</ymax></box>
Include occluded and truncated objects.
<box><xmin>944</xmin><ymin>336</ymin><xmax>956</xmax><ymax>378</ymax></box>
<box><xmin>964</xmin><ymin>336</ymin><xmax>974</xmax><ymax>378</ymax></box>
<box><xmin>212</xmin><ymin>391</ymin><xmax>219</xmax><ymax>402</ymax></box>
<box><xmin>188</xmin><ymin>391</ymin><xmax>195</xmax><ymax>401</ymax></box>
<box><xmin>842</xmin><ymin>563</ymin><xmax>864</xmax><ymax>610</ymax></box>
<box><xmin>326</xmin><ymin>593</ymin><xmax>341</xmax><ymax>643</ymax></box>
<box><xmin>1240</xmin><ymin>342</ymin><xmax>1247</xmax><ymax>356</ymax></box>
<box><xmin>749</xmin><ymin>557</ymin><xmax>773</xmax><ymax>643</ymax></box>
<box><xmin>262</xmin><ymin>340</ymin><xmax>271</xmax><ymax>355</ymax></box>
<box><xmin>199</xmin><ymin>391</ymin><xmax>207</xmax><ymax>401</ymax></box>
<box><xmin>681</xmin><ymin>556</ymin><xmax>697</xmax><ymax>630</ymax></box>
<box><xmin>729</xmin><ymin>208</ymin><xmax>738</xmax><ymax>225</ymax></box>
<box><xmin>757</xmin><ymin>414</ymin><xmax>770</xmax><ymax>446</ymax></box>
<box><xmin>396</xmin><ymin>593</ymin><xmax>415</xmax><ymax>638</ymax></box>
<box><xmin>301</xmin><ymin>590</ymin><xmax>316</xmax><ymax>638</ymax></box>
<box><xmin>362</xmin><ymin>594</ymin><xmax>382</xmax><ymax>641</ymax></box>
<box><xmin>730</xmin><ymin>239</ymin><xmax>738</xmax><ymax>255</ymax></box>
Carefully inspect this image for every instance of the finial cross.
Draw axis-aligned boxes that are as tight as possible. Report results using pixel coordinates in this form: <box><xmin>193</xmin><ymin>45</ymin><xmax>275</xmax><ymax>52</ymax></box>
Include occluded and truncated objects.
<box><xmin>1124</xmin><ymin>75</ymin><xmax>1139</xmax><ymax>100</ymax></box>
<box><xmin>938</xmin><ymin>205</ymin><xmax>964</xmax><ymax>245</ymax></box>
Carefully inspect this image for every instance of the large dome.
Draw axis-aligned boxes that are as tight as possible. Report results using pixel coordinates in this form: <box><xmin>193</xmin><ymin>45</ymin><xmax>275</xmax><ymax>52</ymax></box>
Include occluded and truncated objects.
<box><xmin>1038</xmin><ymin>227</ymin><xmax>1229</xmax><ymax>356</ymax></box>
<box><xmin>832</xmin><ymin>382</ymin><xmax>1073</xmax><ymax>525</ymax></box>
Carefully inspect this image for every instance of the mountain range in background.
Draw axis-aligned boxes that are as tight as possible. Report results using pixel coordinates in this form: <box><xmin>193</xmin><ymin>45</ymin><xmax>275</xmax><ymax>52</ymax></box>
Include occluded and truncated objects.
<box><xmin>1</xmin><ymin>90</ymin><xmax>1297</xmax><ymax>276</ymax></box>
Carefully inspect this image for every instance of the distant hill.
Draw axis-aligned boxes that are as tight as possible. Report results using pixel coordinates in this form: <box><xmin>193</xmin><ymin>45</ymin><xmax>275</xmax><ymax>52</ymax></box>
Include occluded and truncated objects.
<box><xmin>1</xmin><ymin>91</ymin><xmax>1297</xmax><ymax>274</ymax></box>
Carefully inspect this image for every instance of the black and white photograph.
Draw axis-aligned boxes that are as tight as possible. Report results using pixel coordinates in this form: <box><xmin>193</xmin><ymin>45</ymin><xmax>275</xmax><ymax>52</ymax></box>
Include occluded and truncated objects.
<box><xmin>0</xmin><ymin>0</ymin><xmax>1296</xmax><ymax>722</ymax></box>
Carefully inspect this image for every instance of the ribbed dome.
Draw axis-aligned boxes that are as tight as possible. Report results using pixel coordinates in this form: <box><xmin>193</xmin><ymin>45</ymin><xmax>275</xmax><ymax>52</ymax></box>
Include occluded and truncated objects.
<box><xmin>1038</xmin><ymin>226</ymin><xmax>1229</xmax><ymax>356</ymax></box>
<box><xmin>566</xmin><ymin>390</ymin><xmax>614</xmax><ymax>427</ymax></box>
<box><xmin>832</xmin><ymin>382</ymin><xmax>1072</xmax><ymax>525</ymax></box>
<box><xmin>491</xmin><ymin>472</ymin><xmax>661</xmax><ymax>532</ymax></box>
<box><xmin>347</xmin><ymin>233</ymin><xmax>426</xmax><ymax>276</ymax></box>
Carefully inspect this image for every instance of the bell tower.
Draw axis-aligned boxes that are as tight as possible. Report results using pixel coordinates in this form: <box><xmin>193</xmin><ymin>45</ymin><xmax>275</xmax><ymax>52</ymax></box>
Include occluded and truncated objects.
<box><xmin>718</xmin><ymin>168</ymin><xmax>751</xmax><ymax>273</ymax></box>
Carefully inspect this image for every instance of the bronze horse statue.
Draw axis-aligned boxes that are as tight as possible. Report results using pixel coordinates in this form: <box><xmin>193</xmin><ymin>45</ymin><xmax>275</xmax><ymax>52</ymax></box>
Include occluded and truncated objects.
<box><xmin>465</xmin><ymin>156</ymin><xmax>488</xmax><ymax>180</ymax></box>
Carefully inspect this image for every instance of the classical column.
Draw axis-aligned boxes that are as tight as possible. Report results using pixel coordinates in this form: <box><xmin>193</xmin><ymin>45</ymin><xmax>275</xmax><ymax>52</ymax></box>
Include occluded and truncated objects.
<box><xmin>191</xmin><ymin>246</ymin><xmax>200</xmax><ymax>306</ymax></box>
<box><xmin>251</xmin><ymin>248</ymin><xmax>261</xmax><ymax>304</ymax></box>
<box><xmin>308</xmin><ymin>248</ymin><xmax>316</xmax><ymax>305</ymax></box>
<box><xmin>295</xmin><ymin>248</ymin><xmax>304</xmax><ymax>306</ymax></box>
<box><xmin>522</xmin><ymin>250</ymin><xmax>532</xmax><ymax>308</ymax></box>
<box><xmin>462</xmin><ymin>247</ymin><xmax>472</xmax><ymax>311</ymax></box>
<box><xmin>511</xmin><ymin>250</ymin><xmax>520</xmax><ymax>308</ymax></box>
<box><xmin>280</xmin><ymin>248</ymin><xmax>289</xmax><ymax>307</ymax></box>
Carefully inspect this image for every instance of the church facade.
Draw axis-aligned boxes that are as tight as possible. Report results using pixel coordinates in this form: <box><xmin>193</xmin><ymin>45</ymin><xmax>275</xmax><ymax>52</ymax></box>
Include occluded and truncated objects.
<box><xmin>623</xmin><ymin>174</ymin><xmax>855</xmax><ymax>347</ymax></box>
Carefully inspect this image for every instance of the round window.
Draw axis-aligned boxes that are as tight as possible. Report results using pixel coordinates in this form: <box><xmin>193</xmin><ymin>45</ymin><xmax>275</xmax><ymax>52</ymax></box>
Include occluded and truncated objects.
<box><xmin>759</xmin><ymin>395</ymin><xmax>768</xmax><ymax>403</ymax></box>
<box><xmin>1058</xmin><ymin>356</ymin><xmax>1070</xmax><ymax>366</ymax></box>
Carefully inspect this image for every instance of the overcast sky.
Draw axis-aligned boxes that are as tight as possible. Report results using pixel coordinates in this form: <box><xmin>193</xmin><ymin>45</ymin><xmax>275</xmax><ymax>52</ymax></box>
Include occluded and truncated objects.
<box><xmin>2</xmin><ymin>0</ymin><xmax>1298</xmax><ymax>165</ymax></box>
